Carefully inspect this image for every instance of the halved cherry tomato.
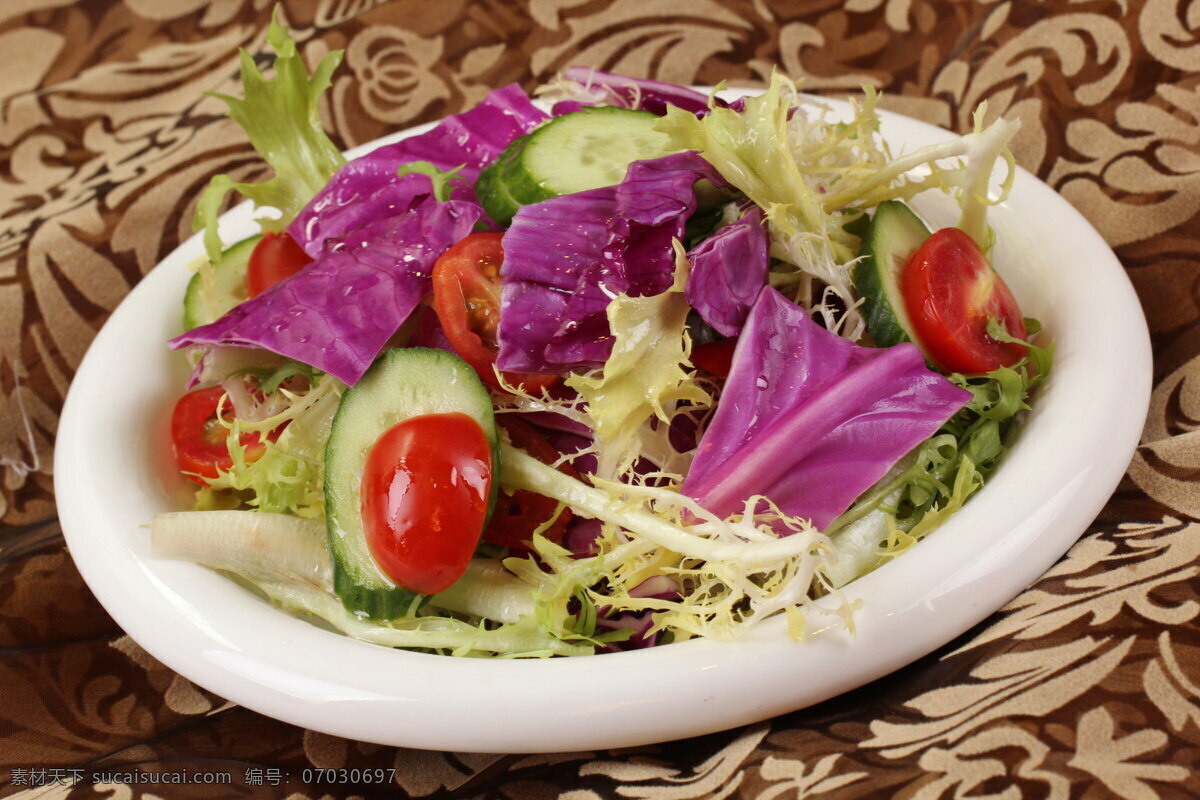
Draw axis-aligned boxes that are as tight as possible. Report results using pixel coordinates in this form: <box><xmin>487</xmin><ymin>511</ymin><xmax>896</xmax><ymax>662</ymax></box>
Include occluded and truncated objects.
<box><xmin>360</xmin><ymin>412</ymin><xmax>493</xmax><ymax>595</ymax></box>
<box><xmin>901</xmin><ymin>227</ymin><xmax>1027</xmax><ymax>373</ymax></box>
<box><xmin>170</xmin><ymin>386</ymin><xmax>265</xmax><ymax>485</ymax></box>
<box><xmin>431</xmin><ymin>233</ymin><xmax>559</xmax><ymax>393</ymax></box>
<box><xmin>246</xmin><ymin>232</ymin><xmax>313</xmax><ymax>298</ymax></box>
<box><xmin>691</xmin><ymin>339</ymin><xmax>737</xmax><ymax>379</ymax></box>
<box><xmin>483</xmin><ymin>417</ymin><xmax>575</xmax><ymax>552</ymax></box>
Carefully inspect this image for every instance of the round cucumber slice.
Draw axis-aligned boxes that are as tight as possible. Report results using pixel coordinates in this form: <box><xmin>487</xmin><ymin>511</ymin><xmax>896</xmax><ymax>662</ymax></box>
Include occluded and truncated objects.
<box><xmin>182</xmin><ymin>235</ymin><xmax>260</xmax><ymax>330</ymax></box>
<box><xmin>477</xmin><ymin>107</ymin><xmax>679</xmax><ymax>226</ymax></box>
<box><xmin>324</xmin><ymin>348</ymin><xmax>500</xmax><ymax>619</ymax></box>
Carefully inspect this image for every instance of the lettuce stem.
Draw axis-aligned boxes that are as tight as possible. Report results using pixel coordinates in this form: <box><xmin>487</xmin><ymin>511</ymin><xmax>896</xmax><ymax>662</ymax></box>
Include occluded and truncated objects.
<box><xmin>500</xmin><ymin>445</ymin><xmax>824</xmax><ymax>568</ymax></box>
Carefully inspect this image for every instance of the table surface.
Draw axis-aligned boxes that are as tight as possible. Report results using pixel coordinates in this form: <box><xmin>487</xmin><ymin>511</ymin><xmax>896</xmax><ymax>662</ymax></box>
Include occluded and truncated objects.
<box><xmin>3</xmin><ymin>1</ymin><xmax>1199</xmax><ymax>798</ymax></box>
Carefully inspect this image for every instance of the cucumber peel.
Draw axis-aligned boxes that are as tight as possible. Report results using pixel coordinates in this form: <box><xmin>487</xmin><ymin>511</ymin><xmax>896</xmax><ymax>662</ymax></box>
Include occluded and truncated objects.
<box><xmin>182</xmin><ymin>235</ymin><xmax>260</xmax><ymax>331</ymax></box>
<box><xmin>854</xmin><ymin>200</ymin><xmax>931</xmax><ymax>348</ymax></box>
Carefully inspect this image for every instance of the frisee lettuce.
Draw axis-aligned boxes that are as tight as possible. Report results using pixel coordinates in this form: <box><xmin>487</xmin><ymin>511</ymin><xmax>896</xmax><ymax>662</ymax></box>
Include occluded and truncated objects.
<box><xmin>658</xmin><ymin>72</ymin><xmax>864</xmax><ymax>336</ymax></box>
<box><xmin>564</xmin><ymin>244</ymin><xmax>712</xmax><ymax>480</ymax></box>
<box><xmin>196</xmin><ymin>373</ymin><xmax>343</xmax><ymax>518</ymax></box>
<box><xmin>658</xmin><ymin>72</ymin><xmax>1020</xmax><ymax>339</ymax></box>
<box><xmin>194</xmin><ymin>12</ymin><xmax>346</xmax><ymax>263</ymax></box>
<box><xmin>500</xmin><ymin>445</ymin><xmax>840</xmax><ymax>641</ymax></box>
<box><xmin>823</xmin><ymin>322</ymin><xmax>1052</xmax><ymax>583</ymax></box>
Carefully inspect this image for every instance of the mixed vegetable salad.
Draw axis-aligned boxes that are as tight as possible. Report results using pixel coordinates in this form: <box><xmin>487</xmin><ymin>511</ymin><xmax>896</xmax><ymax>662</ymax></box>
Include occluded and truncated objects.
<box><xmin>153</xmin><ymin>18</ymin><xmax>1051</xmax><ymax>657</ymax></box>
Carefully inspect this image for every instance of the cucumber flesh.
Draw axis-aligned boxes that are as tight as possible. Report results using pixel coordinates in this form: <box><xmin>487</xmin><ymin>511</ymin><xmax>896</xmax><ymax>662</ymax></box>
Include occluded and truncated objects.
<box><xmin>854</xmin><ymin>200</ymin><xmax>931</xmax><ymax>348</ymax></box>
<box><xmin>182</xmin><ymin>235</ymin><xmax>260</xmax><ymax>330</ymax></box>
<box><xmin>477</xmin><ymin>107</ymin><xmax>679</xmax><ymax>226</ymax></box>
<box><xmin>324</xmin><ymin>348</ymin><xmax>500</xmax><ymax>619</ymax></box>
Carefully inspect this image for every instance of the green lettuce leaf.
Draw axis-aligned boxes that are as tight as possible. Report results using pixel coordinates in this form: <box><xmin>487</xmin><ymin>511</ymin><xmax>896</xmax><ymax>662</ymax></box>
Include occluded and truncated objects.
<box><xmin>194</xmin><ymin>12</ymin><xmax>346</xmax><ymax>262</ymax></box>
<box><xmin>823</xmin><ymin>322</ymin><xmax>1052</xmax><ymax>585</ymax></box>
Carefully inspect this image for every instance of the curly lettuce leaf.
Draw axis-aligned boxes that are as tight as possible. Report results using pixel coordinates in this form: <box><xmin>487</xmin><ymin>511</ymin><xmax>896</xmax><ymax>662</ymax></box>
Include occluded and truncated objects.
<box><xmin>196</xmin><ymin>373</ymin><xmax>344</xmax><ymax>518</ymax></box>
<box><xmin>395</xmin><ymin>161</ymin><xmax>465</xmax><ymax>202</ymax></box>
<box><xmin>815</xmin><ymin>101</ymin><xmax>1019</xmax><ymax>252</ymax></box>
<box><xmin>539</xmin><ymin>67</ymin><xmax>713</xmax><ymax>116</ymax></box>
<box><xmin>195</xmin><ymin>13</ymin><xmax>346</xmax><ymax>262</ymax></box>
<box><xmin>658</xmin><ymin>73</ymin><xmax>1020</xmax><ymax>337</ymax></box>
<box><xmin>565</xmin><ymin>244</ymin><xmax>713</xmax><ymax>479</ymax></box>
<box><xmin>657</xmin><ymin>72</ymin><xmax>864</xmax><ymax>333</ymax></box>
<box><xmin>500</xmin><ymin>445</ymin><xmax>837</xmax><ymax>642</ymax></box>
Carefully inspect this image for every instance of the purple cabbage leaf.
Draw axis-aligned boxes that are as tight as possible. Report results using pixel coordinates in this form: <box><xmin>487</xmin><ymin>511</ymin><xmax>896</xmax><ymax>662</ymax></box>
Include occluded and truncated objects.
<box><xmin>287</xmin><ymin>84</ymin><xmax>547</xmax><ymax>252</ymax></box>
<box><xmin>288</xmin><ymin>167</ymin><xmax>434</xmax><ymax>258</ymax></box>
<box><xmin>496</xmin><ymin>151</ymin><xmax>728</xmax><ymax>373</ymax></box>
<box><xmin>172</xmin><ymin>200</ymin><xmax>483</xmax><ymax>386</ymax></box>
<box><xmin>681</xmin><ymin>287</ymin><xmax>972</xmax><ymax>530</ymax></box>
<box><xmin>685</xmin><ymin>205</ymin><xmax>769</xmax><ymax>337</ymax></box>
<box><xmin>346</xmin><ymin>83</ymin><xmax>545</xmax><ymax>201</ymax></box>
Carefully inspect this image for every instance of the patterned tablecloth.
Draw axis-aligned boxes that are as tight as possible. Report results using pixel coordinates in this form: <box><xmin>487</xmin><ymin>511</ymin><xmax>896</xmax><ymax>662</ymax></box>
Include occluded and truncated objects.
<box><xmin>3</xmin><ymin>1</ymin><xmax>1199</xmax><ymax>797</ymax></box>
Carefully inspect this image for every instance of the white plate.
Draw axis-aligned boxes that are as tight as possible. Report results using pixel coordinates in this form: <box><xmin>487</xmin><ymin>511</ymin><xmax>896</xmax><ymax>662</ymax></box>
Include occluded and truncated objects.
<box><xmin>56</xmin><ymin>90</ymin><xmax>1151</xmax><ymax>753</ymax></box>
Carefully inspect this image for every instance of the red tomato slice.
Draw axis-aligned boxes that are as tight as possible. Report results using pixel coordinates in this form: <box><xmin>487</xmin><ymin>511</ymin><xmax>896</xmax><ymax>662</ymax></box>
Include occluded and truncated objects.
<box><xmin>483</xmin><ymin>417</ymin><xmax>575</xmax><ymax>552</ymax></box>
<box><xmin>246</xmin><ymin>232</ymin><xmax>313</xmax><ymax>298</ymax></box>
<box><xmin>901</xmin><ymin>227</ymin><xmax>1027</xmax><ymax>373</ymax></box>
<box><xmin>170</xmin><ymin>386</ymin><xmax>264</xmax><ymax>485</ymax></box>
<box><xmin>691</xmin><ymin>339</ymin><xmax>737</xmax><ymax>379</ymax></box>
<box><xmin>360</xmin><ymin>412</ymin><xmax>494</xmax><ymax>595</ymax></box>
<box><xmin>431</xmin><ymin>233</ymin><xmax>559</xmax><ymax>393</ymax></box>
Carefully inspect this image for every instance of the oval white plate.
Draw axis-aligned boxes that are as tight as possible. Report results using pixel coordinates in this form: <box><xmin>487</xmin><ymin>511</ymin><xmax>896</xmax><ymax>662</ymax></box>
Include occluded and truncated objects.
<box><xmin>56</xmin><ymin>90</ymin><xmax>1151</xmax><ymax>753</ymax></box>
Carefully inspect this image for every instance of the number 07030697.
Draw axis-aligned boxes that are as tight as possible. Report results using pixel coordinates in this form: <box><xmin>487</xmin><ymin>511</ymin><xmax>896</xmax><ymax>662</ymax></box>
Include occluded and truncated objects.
<box><xmin>301</xmin><ymin>768</ymin><xmax>397</xmax><ymax>785</ymax></box>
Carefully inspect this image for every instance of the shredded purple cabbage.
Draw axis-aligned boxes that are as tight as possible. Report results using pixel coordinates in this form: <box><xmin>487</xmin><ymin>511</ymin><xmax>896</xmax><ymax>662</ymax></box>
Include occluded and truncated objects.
<box><xmin>681</xmin><ymin>287</ymin><xmax>971</xmax><ymax>529</ymax></box>
<box><xmin>596</xmin><ymin>576</ymin><xmax>681</xmax><ymax>652</ymax></box>
<box><xmin>685</xmin><ymin>205</ymin><xmax>769</xmax><ymax>337</ymax></box>
<box><xmin>558</xmin><ymin>67</ymin><xmax>711</xmax><ymax>116</ymax></box>
<box><xmin>496</xmin><ymin>152</ymin><xmax>727</xmax><ymax>373</ymax></box>
<box><xmin>171</xmin><ymin>200</ymin><xmax>483</xmax><ymax>386</ymax></box>
<box><xmin>562</xmin><ymin>518</ymin><xmax>603</xmax><ymax>558</ymax></box>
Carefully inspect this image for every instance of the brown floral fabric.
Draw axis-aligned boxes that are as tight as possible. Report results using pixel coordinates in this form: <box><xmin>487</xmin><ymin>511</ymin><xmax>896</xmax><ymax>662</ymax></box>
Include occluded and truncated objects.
<box><xmin>2</xmin><ymin>0</ymin><xmax>1199</xmax><ymax>797</ymax></box>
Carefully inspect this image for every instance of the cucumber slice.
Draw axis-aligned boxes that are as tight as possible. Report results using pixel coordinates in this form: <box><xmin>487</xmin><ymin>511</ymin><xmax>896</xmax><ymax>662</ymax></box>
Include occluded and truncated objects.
<box><xmin>477</xmin><ymin>107</ymin><xmax>679</xmax><ymax>225</ymax></box>
<box><xmin>182</xmin><ymin>235</ymin><xmax>260</xmax><ymax>330</ymax></box>
<box><xmin>854</xmin><ymin>201</ymin><xmax>931</xmax><ymax>348</ymax></box>
<box><xmin>324</xmin><ymin>348</ymin><xmax>500</xmax><ymax>619</ymax></box>
<box><xmin>475</xmin><ymin>135</ymin><xmax>526</xmax><ymax>227</ymax></box>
